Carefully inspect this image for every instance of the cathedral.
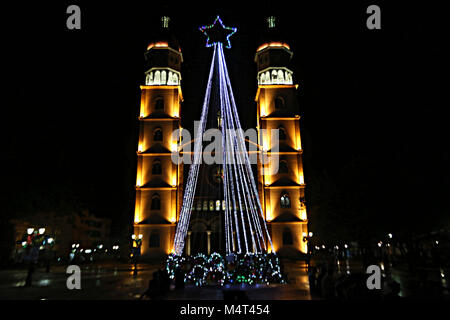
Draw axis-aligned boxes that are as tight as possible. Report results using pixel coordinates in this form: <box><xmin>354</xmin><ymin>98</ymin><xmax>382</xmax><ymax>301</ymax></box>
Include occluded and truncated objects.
<box><xmin>133</xmin><ymin>16</ymin><xmax>308</xmax><ymax>259</ymax></box>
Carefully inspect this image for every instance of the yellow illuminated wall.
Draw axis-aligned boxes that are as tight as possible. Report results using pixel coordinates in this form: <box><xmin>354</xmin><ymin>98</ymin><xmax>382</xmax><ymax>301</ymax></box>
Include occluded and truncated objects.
<box><xmin>256</xmin><ymin>83</ymin><xmax>309</xmax><ymax>256</ymax></box>
<box><xmin>134</xmin><ymin>84</ymin><xmax>183</xmax><ymax>258</ymax></box>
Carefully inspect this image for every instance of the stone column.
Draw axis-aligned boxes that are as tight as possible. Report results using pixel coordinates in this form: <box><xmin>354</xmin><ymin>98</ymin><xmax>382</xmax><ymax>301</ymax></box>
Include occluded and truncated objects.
<box><xmin>206</xmin><ymin>230</ymin><xmax>212</xmax><ymax>255</ymax></box>
<box><xmin>187</xmin><ymin>231</ymin><xmax>192</xmax><ymax>256</ymax></box>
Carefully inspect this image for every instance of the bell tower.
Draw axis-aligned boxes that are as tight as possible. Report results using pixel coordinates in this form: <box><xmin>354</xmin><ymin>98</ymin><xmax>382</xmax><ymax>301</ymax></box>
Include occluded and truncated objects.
<box><xmin>134</xmin><ymin>16</ymin><xmax>184</xmax><ymax>258</ymax></box>
<box><xmin>255</xmin><ymin>16</ymin><xmax>308</xmax><ymax>255</ymax></box>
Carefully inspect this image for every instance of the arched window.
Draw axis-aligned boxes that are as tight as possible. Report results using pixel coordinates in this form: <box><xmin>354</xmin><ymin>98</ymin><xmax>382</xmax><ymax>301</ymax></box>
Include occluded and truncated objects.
<box><xmin>152</xmin><ymin>159</ymin><xmax>162</xmax><ymax>175</ymax></box>
<box><xmin>209</xmin><ymin>200</ymin><xmax>214</xmax><ymax>211</ymax></box>
<box><xmin>149</xmin><ymin>232</ymin><xmax>160</xmax><ymax>248</ymax></box>
<box><xmin>272</xmin><ymin>70</ymin><xmax>278</xmax><ymax>84</ymax></box>
<box><xmin>282</xmin><ymin>228</ymin><xmax>293</xmax><ymax>245</ymax></box>
<box><xmin>161</xmin><ymin>70</ymin><xmax>167</xmax><ymax>85</ymax></box>
<box><xmin>286</xmin><ymin>72</ymin><xmax>293</xmax><ymax>84</ymax></box>
<box><xmin>154</xmin><ymin>71</ymin><xmax>161</xmax><ymax>85</ymax></box>
<box><xmin>281</xmin><ymin>193</ymin><xmax>291</xmax><ymax>208</ymax></box>
<box><xmin>265</xmin><ymin>71</ymin><xmax>270</xmax><ymax>84</ymax></box>
<box><xmin>147</xmin><ymin>72</ymin><xmax>154</xmax><ymax>85</ymax></box>
<box><xmin>275</xmin><ymin>96</ymin><xmax>285</xmax><ymax>109</ymax></box>
<box><xmin>279</xmin><ymin>160</ymin><xmax>288</xmax><ymax>174</ymax></box>
<box><xmin>151</xmin><ymin>194</ymin><xmax>161</xmax><ymax>210</ymax></box>
<box><xmin>215</xmin><ymin>200</ymin><xmax>221</xmax><ymax>211</ymax></box>
<box><xmin>173</xmin><ymin>73</ymin><xmax>179</xmax><ymax>85</ymax></box>
<box><xmin>203</xmin><ymin>200</ymin><xmax>208</xmax><ymax>211</ymax></box>
<box><xmin>153</xmin><ymin>128</ymin><xmax>163</xmax><ymax>141</ymax></box>
<box><xmin>278</xmin><ymin>126</ymin><xmax>287</xmax><ymax>140</ymax></box>
<box><xmin>222</xmin><ymin>200</ymin><xmax>226</xmax><ymax>211</ymax></box>
<box><xmin>155</xmin><ymin>97</ymin><xmax>164</xmax><ymax>111</ymax></box>
<box><xmin>278</xmin><ymin>70</ymin><xmax>285</xmax><ymax>84</ymax></box>
<box><xmin>196</xmin><ymin>200</ymin><xmax>202</xmax><ymax>211</ymax></box>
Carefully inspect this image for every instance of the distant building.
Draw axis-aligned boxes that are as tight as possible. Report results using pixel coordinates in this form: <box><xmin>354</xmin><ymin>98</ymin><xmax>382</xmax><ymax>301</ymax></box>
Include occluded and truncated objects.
<box><xmin>10</xmin><ymin>210</ymin><xmax>111</xmax><ymax>260</ymax></box>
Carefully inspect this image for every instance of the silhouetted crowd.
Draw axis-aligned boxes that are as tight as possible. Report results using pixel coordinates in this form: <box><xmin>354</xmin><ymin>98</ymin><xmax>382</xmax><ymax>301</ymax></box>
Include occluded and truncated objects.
<box><xmin>140</xmin><ymin>269</ymin><xmax>172</xmax><ymax>299</ymax></box>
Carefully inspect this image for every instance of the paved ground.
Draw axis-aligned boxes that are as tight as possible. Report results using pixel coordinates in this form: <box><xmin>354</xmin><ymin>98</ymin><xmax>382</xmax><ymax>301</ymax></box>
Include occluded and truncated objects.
<box><xmin>0</xmin><ymin>263</ymin><xmax>160</xmax><ymax>300</ymax></box>
<box><xmin>0</xmin><ymin>261</ymin><xmax>311</xmax><ymax>300</ymax></box>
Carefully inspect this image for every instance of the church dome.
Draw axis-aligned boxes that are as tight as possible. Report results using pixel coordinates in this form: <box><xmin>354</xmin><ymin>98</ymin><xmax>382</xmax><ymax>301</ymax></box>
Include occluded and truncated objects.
<box><xmin>146</xmin><ymin>16</ymin><xmax>181</xmax><ymax>53</ymax></box>
<box><xmin>256</xmin><ymin>16</ymin><xmax>290</xmax><ymax>52</ymax></box>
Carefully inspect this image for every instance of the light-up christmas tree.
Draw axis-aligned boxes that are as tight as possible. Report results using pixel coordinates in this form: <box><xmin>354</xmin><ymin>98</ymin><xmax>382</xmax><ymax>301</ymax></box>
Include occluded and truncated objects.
<box><xmin>167</xmin><ymin>16</ymin><xmax>284</xmax><ymax>286</ymax></box>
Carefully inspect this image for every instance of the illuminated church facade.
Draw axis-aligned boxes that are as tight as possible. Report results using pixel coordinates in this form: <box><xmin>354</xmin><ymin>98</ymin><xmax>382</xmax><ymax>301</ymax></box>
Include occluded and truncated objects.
<box><xmin>133</xmin><ymin>16</ymin><xmax>308</xmax><ymax>258</ymax></box>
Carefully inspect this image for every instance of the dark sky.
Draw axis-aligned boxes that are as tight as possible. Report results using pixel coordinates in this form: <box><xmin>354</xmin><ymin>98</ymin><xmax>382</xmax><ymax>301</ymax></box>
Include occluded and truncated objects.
<box><xmin>2</xmin><ymin>1</ymin><xmax>449</xmax><ymax>235</ymax></box>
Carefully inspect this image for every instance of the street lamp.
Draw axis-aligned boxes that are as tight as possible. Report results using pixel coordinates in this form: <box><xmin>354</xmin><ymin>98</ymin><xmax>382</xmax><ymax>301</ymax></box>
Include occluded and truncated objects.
<box><xmin>131</xmin><ymin>234</ymin><xmax>143</xmax><ymax>276</ymax></box>
<box><xmin>27</xmin><ymin>228</ymin><xmax>34</xmax><ymax>235</ymax></box>
<box><xmin>39</xmin><ymin>228</ymin><xmax>45</xmax><ymax>235</ymax></box>
<box><xmin>303</xmin><ymin>232</ymin><xmax>313</xmax><ymax>243</ymax></box>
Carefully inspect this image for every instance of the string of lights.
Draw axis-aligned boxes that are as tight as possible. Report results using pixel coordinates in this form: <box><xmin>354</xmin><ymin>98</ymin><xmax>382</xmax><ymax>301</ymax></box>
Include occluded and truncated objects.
<box><xmin>220</xmin><ymin>46</ymin><xmax>274</xmax><ymax>252</ymax></box>
<box><xmin>173</xmin><ymin>17</ymin><xmax>274</xmax><ymax>256</ymax></box>
<box><xmin>166</xmin><ymin>252</ymin><xmax>285</xmax><ymax>286</ymax></box>
<box><xmin>217</xmin><ymin>43</ymin><xmax>272</xmax><ymax>253</ymax></box>
<box><xmin>173</xmin><ymin>45</ymin><xmax>218</xmax><ymax>256</ymax></box>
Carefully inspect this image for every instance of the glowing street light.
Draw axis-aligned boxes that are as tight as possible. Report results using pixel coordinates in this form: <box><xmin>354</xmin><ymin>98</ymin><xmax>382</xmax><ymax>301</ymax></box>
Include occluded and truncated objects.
<box><xmin>131</xmin><ymin>235</ymin><xmax>143</xmax><ymax>276</ymax></box>
<box><xmin>27</xmin><ymin>228</ymin><xmax>34</xmax><ymax>235</ymax></box>
<box><xmin>39</xmin><ymin>228</ymin><xmax>46</xmax><ymax>235</ymax></box>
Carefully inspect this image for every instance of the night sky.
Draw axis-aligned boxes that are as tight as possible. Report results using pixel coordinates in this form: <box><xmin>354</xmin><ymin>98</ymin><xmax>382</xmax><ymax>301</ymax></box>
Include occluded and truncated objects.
<box><xmin>2</xmin><ymin>1</ymin><xmax>449</xmax><ymax>238</ymax></box>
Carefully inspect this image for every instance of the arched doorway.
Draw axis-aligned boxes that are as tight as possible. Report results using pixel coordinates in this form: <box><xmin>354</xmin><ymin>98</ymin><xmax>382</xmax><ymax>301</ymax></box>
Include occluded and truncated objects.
<box><xmin>189</xmin><ymin>218</ymin><xmax>208</xmax><ymax>255</ymax></box>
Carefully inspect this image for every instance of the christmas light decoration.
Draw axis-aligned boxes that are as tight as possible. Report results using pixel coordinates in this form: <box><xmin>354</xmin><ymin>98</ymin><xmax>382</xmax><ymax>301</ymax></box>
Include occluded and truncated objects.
<box><xmin>165</xmin><ymin>252</ymin><xmax>285</xmax><ymax>287</ymax></box>
<box><xmin>199</xmin><ymin>16</ymin><xmax>237</xmax><ymax>49</ymax></box>
<box><xmin>173</xmin><ymin>17</ymin><xmax>274</xmax><ymax>259</ymax></box>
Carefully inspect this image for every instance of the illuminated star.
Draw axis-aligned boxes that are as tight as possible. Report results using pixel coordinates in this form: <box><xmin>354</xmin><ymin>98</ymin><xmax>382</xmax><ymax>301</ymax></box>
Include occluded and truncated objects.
<box><xmin>199</xmin><ymin>16</ymin><xmax>237</xmax><ymax>49</ymax></box>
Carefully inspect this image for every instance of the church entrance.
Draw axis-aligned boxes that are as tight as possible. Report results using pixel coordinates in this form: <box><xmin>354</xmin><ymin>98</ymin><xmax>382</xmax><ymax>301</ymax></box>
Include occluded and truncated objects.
<box><xmin>187</xmin><ymin>214</ymin><xmax>225</xmax><ymax>255</ymax></box>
